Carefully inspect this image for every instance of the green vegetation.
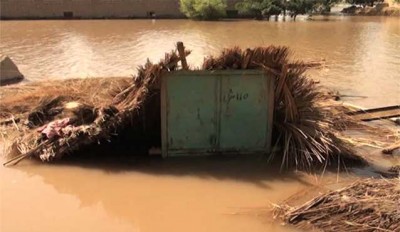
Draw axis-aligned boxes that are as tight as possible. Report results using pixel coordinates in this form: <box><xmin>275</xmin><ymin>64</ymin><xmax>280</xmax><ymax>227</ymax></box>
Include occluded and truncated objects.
<box><xmin>346</xmin><ymin>0</ymin><xmax>383</xmax><ymax>7</ymax></box>
<box><xmin>235</xmin><ymin>0</ymin><xmax>339</xmax><ymax>20</ymax></box>
<box><xmin>179</xmin><ymin>0</ymin><xmax>227</xmax><ymax>20</ymax></box>
<box><xmin>287</xmin><ymin>0</ymin><xmax>317</xmax><ymax>20</ymax></box>
<box><xmin>235</xmin><ymin>0</ymin><xmax>275</xmax><ymax>19</ymax></box>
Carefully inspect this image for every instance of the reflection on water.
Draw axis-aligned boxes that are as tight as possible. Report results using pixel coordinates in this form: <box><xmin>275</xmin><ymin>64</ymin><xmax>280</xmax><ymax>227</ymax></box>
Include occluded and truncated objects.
<box><xmin>0</xmin><ymin>17</ymin><xmax>399</xmax><ymax>107</ymax></box>
<box><xmin>1</xmin><ymin>154</ymin><xmax>363</xmax><ymax>232</ymax></box>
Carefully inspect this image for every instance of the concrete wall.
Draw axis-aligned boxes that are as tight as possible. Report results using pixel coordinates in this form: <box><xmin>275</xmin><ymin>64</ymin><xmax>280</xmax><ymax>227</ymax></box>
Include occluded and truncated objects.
<box><xmin>0</xmin><ymin>0</ymin><xmax>241</xmax><ymax>19</ymax></box>
<box><xmin>1</xmin><ymin>0</ymin><xmax>183</xmax><ymax>19</ymax></box>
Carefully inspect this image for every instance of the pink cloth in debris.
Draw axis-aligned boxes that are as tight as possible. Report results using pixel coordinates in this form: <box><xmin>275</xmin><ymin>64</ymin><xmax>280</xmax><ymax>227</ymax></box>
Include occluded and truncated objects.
<box><xmin>37</xmin><ymin>118</ymin><xmax>70</xmax><ymax>139</ymax></box>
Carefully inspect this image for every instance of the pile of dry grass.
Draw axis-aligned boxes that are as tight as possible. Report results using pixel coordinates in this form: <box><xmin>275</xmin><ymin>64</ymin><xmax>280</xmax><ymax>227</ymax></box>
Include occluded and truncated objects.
<box><xmin>0</xmin><ymin>77</ymin><xmax>131</xmax><ymax>119</ymax></box>
<box><xmin>3</xmin><ymin>49</ymin><xmax>187</xmax><ymax>165</ymax></box>
<box><xmin>275</xmin><ymin>178</ymin><xmax>400</xmax><ymax>232</ymax></box>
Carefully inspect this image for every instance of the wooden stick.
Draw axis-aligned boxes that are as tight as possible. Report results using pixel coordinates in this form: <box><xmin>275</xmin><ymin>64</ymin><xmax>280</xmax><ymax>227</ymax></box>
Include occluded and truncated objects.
<box><xmin>112</xmin><ymin>84</ymin><xmax>136</xmax><ymax>105</ymax></box>
<box><xmin>382</xmin><ymin>142</ymin><xmax>400</xmax><ymax>155</ymax></box>
<box><xmin>177</xmin><ymin>41</ymin><xmax>188</xmax><ymax>70</ymax></box>
<box><xmin>347</xmin><ymin>105</ymin><xmax>400</xmax><ymax>116</ymax></box>
<box><xmin>3</xmin><ymin>140</ymin><xmax>52</xmax><ymax>166</ymax></box>
<box><xmin>0</xmin><ymin>117</ymin><xmax>20</xmax><ymax>126</ymax></box>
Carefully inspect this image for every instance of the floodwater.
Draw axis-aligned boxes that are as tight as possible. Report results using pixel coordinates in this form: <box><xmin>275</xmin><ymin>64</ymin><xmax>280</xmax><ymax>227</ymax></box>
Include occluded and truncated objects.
<box><xmin>0</xmin><ymin>17</ymin><xmax>399</xmax><ymax>108</ymax></box>
<box><xmin>1</xmin><ymin>153</ymin><xmax>366</xmax><ymax>232</ymax></box>
<box><xmin>0</xmin><ymin>17</ymin><xmax>398</xmax><ymax>232</ymax></box>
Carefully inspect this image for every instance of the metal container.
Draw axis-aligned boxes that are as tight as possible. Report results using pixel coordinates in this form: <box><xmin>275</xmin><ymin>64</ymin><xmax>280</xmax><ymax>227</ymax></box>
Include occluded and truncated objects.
<box><xmin>161</xmin><ymin>70</ymin><xmax>274</xmax><ymax>157</ymax></box>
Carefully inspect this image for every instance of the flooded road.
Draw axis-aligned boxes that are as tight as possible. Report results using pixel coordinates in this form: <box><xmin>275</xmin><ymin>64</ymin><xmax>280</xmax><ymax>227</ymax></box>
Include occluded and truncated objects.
<box><xmin>1</xmin><ymin>17</ymin><xmax>399</xmax><ymax>107</ymax></box>
<box><xmin>0</xmin><ymin>17</ymin><xmax>398</xmax><ymax>232</ymax></box>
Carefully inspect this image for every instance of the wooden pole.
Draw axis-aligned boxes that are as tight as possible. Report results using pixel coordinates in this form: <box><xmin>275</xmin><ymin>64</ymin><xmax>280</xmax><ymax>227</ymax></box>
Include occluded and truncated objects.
<box><xmin>177</xmin><ymin>41</ymin><xmax>188</xmax><ymax>70</ymax></box>
<box><xmin>382</xmin><ymin>142</ymin><xmax>400</xmax><ymax>155</ymax></box>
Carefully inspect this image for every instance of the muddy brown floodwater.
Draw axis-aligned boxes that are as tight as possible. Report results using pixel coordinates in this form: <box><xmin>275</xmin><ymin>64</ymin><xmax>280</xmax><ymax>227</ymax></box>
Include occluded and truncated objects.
<box><xmin>0</xmin><ymin>17</ymin><xmax>399</xmax><ymax>108</ymax></box>
<box><xmin>1</xmin><ymin>153</ymin><xmax>368</xmax><ymax>232</ymax></box>
<box><xmin>0</xmin><ymin>16</ymin><xmax>398</xmax><ymax>232</ymax></box>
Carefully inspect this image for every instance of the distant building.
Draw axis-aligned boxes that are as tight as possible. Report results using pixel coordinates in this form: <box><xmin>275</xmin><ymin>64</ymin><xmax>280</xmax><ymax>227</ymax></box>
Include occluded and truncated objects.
<box><xmin>0</xmin><ymin>0</ymin><xmax>242</xmax><ymax>19</ymax></box>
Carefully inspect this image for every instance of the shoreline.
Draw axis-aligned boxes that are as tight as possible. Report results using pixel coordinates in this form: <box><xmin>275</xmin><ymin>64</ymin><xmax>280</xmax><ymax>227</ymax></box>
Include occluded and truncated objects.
<box><xmin>1</xmin><ymin>11</ymin><xmax>399</xmax><ymax>21</ymax></box>
<box><xmin>342</xmin><ymin>5</ymin><xmax>400</xmax><ymax>17</ymax></box>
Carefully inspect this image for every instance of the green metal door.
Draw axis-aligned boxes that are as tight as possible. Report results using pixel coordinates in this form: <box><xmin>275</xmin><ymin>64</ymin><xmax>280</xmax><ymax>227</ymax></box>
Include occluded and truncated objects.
<box><xmin>162</xmin><ymin>74</ymin><xmax>218</xmax><ymax>154</ymax></box>
<box><xmin>161</xmin><ymin>70</ymin><xmax>274</xmax><ymax>157</ymax></box>
<box><xmin>219</xmin><ymin>74</ymin><xmax>270</xmax><ymax>151</ymax></box>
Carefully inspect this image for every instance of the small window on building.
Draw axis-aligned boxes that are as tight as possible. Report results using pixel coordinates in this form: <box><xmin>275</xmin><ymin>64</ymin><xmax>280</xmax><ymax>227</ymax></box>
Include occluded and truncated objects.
<box><xmin>147</xmin><ymin>11</ymin><xmax>156</xmax><ymax>18</ymax></box>
<box><xmin>63</xmin><ymin>11</ymin><xmax>74</xmax><ymax>19</ymax></box>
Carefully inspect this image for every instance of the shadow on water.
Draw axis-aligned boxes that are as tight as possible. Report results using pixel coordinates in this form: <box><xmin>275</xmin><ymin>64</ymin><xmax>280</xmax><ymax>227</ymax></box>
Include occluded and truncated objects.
<box><xmin>10</xmin><ymin>112</ymin><xmax>371</xmax><ymax>187</ymax></box>
<box><xmin>2</xmin><ymin>131</ymin><xmax>376</xmax><ymax>232</ymax></box>
<box><xmin>17</xmin><ymin>132</ymin><xmax>370</xmax><ymax>189</ymax></box>
<box><xmin>43</xmin><ymin>152</ymin><xmax>315</xmax><ymax>189</ymax></box>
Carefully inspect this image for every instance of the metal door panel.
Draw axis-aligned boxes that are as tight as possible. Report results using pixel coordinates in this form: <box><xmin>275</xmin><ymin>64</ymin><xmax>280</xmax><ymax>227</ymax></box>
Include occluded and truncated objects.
<box><xmin>219</xmin><ymin>74</ymin><xmax>268</xmax><ymax>150</ymax></box>
<box><xmin>165</xmin><ymin>75</ymin><xmax>218</xmax><ymax>152</ymax></box>
<box><xmin>161</xmin><ymin>70</ymin><xmax>273</xmax><ymax>157</ymax></box>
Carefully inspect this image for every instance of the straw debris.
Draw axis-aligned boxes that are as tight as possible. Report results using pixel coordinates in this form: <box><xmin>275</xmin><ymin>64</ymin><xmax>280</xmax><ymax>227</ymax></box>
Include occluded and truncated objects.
<box><xmin>275</xmin><ymin>178</ymin><xmax>400</xmax><ymax>232</ymax></box>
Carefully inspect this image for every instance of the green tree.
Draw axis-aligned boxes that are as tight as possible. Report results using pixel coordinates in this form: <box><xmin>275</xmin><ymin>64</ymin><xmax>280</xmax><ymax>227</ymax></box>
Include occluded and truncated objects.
<box><xmin>287</xmin><ymin>0</ymin><xmax>317</xmax><ymax>20</ymax></box>
<box><xmin>235</xmin><ymin>0</ymin><xmax>283</xmax><ymax>20</ymax></box>
<box><xmin>318</xmin><ymin>0</ymin><xmax>341</xmax><ymax>12</ymax></box>
<box><xmin>346</xmin><ymin>0</ymin><xmax>382</xmax><ymax>7</ymax></box>
<box><xmin>180</xmin><ymin>0</ymin><xmax>227</xmax><ymax>20</ymax></box>
<box><xmin>263</xmin><ymin>0</ymin><xmax>284</xmax><ymax>19</ymax></box>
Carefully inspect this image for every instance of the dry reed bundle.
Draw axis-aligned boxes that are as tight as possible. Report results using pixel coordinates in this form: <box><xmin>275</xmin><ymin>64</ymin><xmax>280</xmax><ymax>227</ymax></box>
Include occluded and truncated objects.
<box><xmin>4</xmin><ymin>49</ymin><xmax>189</xmax><ymax>165</ymax></box>
<box><xmin>275</xmin><ymin>178</ymin><xmax>400</xmax><ymax>232</ymax></box>
<box><xmin>0</xmin><ymin>77</ymin><xmax>131</xmax><ymax>120</ymax></box>
<box><xmin>203</xmin><ymin>46</ymin><xmax>338</xmax><ymax>169</ymax></box>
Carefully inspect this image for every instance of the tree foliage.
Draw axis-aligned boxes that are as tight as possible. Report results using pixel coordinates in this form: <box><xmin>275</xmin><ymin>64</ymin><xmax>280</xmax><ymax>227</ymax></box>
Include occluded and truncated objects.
<box><xmin>287</xmin><ymin>0</ymin><xmax>317</xmax><ymax>19</ymax></box>
<box><xmin>180</xmin><ymin>0</ymin><xmax>227</xmax><ymax>20</ymax></box>
<box><xmin>346</xmin><ymin>0</ymin><xmax>383</xmax><ymax>7</ymax></box>
<box><xmin>235</xmin><ymin>0</ymin><xmax>340</xmax><ymax>19</ymax></box>
<box><xmin>235</xmin><ymin>0</ymin><xmax>281</xmax><ymax>19</ymax></box>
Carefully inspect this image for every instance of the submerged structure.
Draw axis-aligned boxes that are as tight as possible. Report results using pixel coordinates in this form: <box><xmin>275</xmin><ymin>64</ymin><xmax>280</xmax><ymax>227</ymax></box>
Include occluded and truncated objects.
<box><xmin>1</xmin><ymin>43</ymin><xmax>399</xmax><ymax>232</ymax></box>
<box><xmin>1</xmin><ymin>42</ymin><xmax>399</xmax><ymax>176</ymax></box>
<box><xmin>2</xmin><ymin>43</ymin><xmax>344</xmax><ymax>169</ymax></box>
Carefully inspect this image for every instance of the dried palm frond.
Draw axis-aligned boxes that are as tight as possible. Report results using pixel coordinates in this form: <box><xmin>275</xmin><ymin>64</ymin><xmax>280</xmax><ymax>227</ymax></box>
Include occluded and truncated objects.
<box><xmin>275</xmin><ymin>178</ymin><xmax>400</xmax><ymax>232</ymax></box>
<box><xmin>4</xmin><ymin>48</ymin><xmax>189</xmax><ymax>164</ymax></box>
